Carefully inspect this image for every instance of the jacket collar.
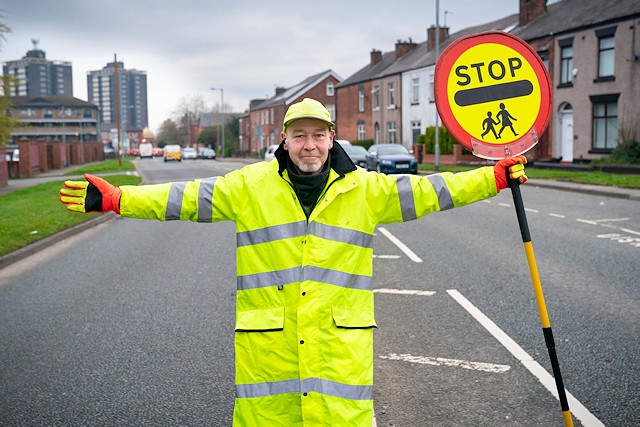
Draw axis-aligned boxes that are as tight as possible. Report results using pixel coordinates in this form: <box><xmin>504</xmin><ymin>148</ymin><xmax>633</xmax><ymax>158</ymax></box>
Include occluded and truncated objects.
<box><xmin>275</xmin><ymin>138</ymin><xmax>357</xmax><ymax>177</ymax></box>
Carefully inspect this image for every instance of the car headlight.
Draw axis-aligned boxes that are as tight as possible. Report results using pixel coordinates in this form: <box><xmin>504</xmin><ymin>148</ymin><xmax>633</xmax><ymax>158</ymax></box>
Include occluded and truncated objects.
<box><xmin>380</xmin><ymin>159</ymin><xmax>393</xmax><ymax>165</ymax></box>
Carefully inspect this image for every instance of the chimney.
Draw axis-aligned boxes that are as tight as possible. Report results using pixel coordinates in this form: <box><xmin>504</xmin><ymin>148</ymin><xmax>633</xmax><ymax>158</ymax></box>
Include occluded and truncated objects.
<box><xmin>275</xmin><ymin>86</ymin><xmax>287</xmax><ymax>96</ymax></box>
<box><xmin>426</xmin><ymin>25</ymin><xmax>450</xmax><ymax>52</ymax></box>
<box><xmin>519</xmin><ymin>0</ymin><xmax>547</xmax><ymax>26</ymax></box>
<box><xmin>370</xmin><ymin>49</ymin><xmax>382</xmax><ymax>66</ymax></box>
<box><xmin>395</xmin><ymin>38</ymin><xmax>418</xmax><ymax>59</ymax></box>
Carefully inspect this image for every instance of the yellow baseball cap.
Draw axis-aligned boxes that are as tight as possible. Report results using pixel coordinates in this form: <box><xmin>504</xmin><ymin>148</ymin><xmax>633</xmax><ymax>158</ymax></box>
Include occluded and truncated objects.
<box><xmin>283</xmin><ymin>98</ymin><xmax>334</xmax><ymax>131</ymax></box>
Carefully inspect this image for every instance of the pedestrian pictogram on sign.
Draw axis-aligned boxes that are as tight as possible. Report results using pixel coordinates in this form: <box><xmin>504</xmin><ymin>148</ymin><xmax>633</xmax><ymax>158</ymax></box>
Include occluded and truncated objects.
<box><xmin>435</xmin><ymin>31</ymin><xmax>552</xmax><ymax>159</ymax></box>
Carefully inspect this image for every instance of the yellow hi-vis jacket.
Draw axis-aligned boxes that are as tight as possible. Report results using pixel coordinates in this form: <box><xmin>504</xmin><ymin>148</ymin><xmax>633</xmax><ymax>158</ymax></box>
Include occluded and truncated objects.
<box><xmin>118</xmin><ymin>144</ymin><xmax>498</xmax><ymax>426</ymax></box>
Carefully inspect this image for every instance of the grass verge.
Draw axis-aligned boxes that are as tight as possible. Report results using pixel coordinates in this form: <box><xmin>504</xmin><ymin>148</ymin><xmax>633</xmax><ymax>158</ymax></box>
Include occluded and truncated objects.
<box><xmin>0</xmin><ymin>175</ymin><xmax>141</xmax><ymax>256</ymax></box>
<box><xmin>418</xmin><ymin>164</ymin><xmax>640</xmax><ymax>188</ymax></box>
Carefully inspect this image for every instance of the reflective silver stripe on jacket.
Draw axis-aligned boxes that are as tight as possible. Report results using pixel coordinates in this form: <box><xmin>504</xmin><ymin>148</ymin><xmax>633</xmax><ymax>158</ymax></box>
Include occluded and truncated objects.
<box><xmin>197</xmin><ymin>177</ymin><xmax>217</xmax><ymax>222</ymax></box>
<box><xmin>236</xmin><ymin>377</ymin><xmax>373</xmax><ymax>401</ymax></box>
<box><xmin>427</xmin><ymin>174</ymin><xmax>454</xmax><ymax>211</ymax></box>
<box><xmin>308</xmin><ymin>222</ymin><xmax>373</xmax><ymax>248</ymax></box>
<box><xmin>237</xmin><ymin>265</ymin><xmax>372</xmax><ymax>291</ymax></box>
<box><xmin>237</xmin><ymin>221</ymin><xmax>373</xmax><ymax>248</ymax></box>
<box><xmin>166</xmin><ymin>181</ymin><xmax>187</xmax><ymax>220</ymax></box>
<box><xmin>395</xmin><ymin>175</ymin><xmax>417</xmax><ymax>222</ymax></box>
<box><xmin>237</xmin><ymin>221</ymin><xmax>308</xmax><ymax>247</ymax></box>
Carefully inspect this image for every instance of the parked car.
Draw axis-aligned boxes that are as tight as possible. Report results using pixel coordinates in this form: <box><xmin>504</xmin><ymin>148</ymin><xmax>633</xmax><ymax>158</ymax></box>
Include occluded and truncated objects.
<box><xmin>366</xmin><ymin>144</ymin><xmax>418</xmax><ymax>174</ymax></box>
<box><xmin>336</xmin><ymin>139</ymin><xmax>351</xmax><ymax>146</ymax></box>
<box><xmin>152</xmin><ymin>147</ymin><xmax>164</xmax><ymax>157</ymax></box>
<box><xmin>103</xmin><ymin>146</ymin><xmax>115</xmax><ymax>159</ymax></box>
<box><xmin>341</xmin><ymin>144</ymin><xmax>368</xmax><ymax>168</ymax></box>
<box><xmin>164</xmin><ymin>145</ymin><xmax>181</xmax><ymax>162</ymax></box>
<box><xmin>198</xmin><ymin>147</ymin><xmax>216</xmax><ymax>159</ymax></box>
<box><xmin>182</xmin><ymin>147</ymin><xmax>197</xmax><ymax>160</ymax></box>
<box><xmin>264</xmin><ymin>144</ymin><xmax>279</xmax><ymax>161</ymax></box>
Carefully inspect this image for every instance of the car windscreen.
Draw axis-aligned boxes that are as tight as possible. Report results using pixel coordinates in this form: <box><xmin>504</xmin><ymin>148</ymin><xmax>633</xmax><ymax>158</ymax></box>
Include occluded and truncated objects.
<box><xmin>378</xmin><ymin>146</ymin><xmax>408</xmax><ymax>156</ymax></box>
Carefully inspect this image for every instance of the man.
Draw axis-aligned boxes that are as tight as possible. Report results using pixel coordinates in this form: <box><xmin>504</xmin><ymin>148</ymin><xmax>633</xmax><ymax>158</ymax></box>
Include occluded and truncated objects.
<box><xmin>60</xmin><ymin>98</ymin><xmax>527</xmax><ymax>426</ymax></box>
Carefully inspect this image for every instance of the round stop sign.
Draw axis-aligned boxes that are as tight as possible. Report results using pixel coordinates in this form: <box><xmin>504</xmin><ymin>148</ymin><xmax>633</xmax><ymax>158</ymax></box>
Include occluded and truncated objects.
<box><xmin>435</xmin><ymin>31</ymin><xmax>552</xmax><ymax>159</ymax></box>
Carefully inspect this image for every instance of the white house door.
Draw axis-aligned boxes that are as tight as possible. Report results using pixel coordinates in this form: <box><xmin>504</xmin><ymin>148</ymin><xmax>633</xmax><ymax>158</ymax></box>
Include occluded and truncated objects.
<box><xmin>559</xmin><ymin>107</ymin><xmax>574</xmax><ymax>163</ymax></box>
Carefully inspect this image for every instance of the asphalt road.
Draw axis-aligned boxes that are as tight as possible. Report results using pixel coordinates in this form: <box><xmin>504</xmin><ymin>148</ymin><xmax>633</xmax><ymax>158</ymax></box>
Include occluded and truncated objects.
<box><xmin>1</xmin><ymin>157</ymin><xmax>638</xmax><ymax>426</ymax></box>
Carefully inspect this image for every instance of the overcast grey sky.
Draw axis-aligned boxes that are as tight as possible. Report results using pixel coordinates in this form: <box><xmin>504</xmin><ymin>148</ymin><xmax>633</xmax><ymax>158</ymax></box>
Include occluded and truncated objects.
<box><xmin>1</xmin><ymin>0</ymin><xmax>521</xmax><ymax>132</ymax></box>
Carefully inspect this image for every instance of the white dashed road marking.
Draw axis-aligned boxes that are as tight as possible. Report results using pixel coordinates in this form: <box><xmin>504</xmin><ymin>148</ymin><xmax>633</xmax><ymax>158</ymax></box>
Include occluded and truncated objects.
<box><xmin>379</xmin><ymin>353</ymin><xmax>511</xmax><ymax>373</ymax></box>
<box><xmin>377</xmin><ymin>227</ymin><xmax>423</xmax><ymax>263</ymax></box>
<box><xmin>374</xmin><ymin>288</ymin><xmax>435</xmax><ymax>296</ymax></box>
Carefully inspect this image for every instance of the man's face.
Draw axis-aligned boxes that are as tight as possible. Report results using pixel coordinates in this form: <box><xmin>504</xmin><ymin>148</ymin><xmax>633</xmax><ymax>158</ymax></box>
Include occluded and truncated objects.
<box><xmin>281</xmin><ymin>118</ymin><xmax>334</xmax><ymax>175</ymax></box>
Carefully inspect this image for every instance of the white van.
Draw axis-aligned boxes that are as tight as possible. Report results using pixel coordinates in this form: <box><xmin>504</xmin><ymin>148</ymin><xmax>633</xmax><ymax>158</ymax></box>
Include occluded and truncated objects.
<box><xmin>139</xmin><ymin>142</ymin><xmax>153</xmax><ymax>159</ymax></box>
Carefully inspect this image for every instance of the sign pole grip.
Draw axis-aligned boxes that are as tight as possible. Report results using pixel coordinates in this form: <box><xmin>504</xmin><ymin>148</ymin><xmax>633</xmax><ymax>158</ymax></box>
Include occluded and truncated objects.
<box><xmin>508</xmin><ymin>177</ymin><xmax>574</xmax><ymax>427</ymax></box>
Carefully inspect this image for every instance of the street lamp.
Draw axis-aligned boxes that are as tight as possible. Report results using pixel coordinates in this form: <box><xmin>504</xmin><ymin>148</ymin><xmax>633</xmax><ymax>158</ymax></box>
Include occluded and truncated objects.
<box><xmin>210</xmin><ymin>87</ymin><xmax>224</xmax><ymax>157</ymax></box>
<box><xmin>60</xmin><ymin>106</ymin><xmax>67</xmax><ymax>167</ymax></box>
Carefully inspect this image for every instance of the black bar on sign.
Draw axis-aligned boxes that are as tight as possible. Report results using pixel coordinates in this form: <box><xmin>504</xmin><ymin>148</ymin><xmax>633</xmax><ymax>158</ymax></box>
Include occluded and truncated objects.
<box><xmin>454</xmin><ymin>80</ymin><xmax>533</xmax><ymax>107</ymax></box>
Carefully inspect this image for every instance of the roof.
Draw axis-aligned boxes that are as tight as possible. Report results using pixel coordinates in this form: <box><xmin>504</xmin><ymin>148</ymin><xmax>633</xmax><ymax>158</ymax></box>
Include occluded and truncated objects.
<box><xmin>9</xmin><ymin>96</ymin><xmax>97</xmax><ymax>108</ymax></box>
<box><xmin>337</xmin><ymin>13</ymin><xmax>519</xmax><ymax>87</ymax></box>
<box><xmin>377</xmin><ymin>13</ymin><xmax>520</xmax><ymax>78</ymax></box>
<box><xmin>336</xmin><ymin>50</ymin><xmax>397</xmax><ymax>87</ymax></box>
<box><xmin>513</xmin><ymin>0</ymin><xmax>640</xmax><ymax>41</ymax></box>
<box><xmin>254</xmin><ymin>69</ymin><xmax>342</xmax><ymax>109</ymax></box>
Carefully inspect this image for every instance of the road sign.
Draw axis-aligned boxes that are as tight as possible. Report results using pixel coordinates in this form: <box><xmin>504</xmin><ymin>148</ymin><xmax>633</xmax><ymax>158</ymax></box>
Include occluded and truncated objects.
<box><xmin>434</xmin><ymin>31</ymin><xmax>552</xmax><ymax>159</ymax></box>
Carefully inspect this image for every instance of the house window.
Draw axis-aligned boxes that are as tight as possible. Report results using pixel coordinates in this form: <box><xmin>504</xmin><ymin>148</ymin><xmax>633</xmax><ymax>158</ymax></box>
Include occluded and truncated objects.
<box><xmin>595</xmin><ymin>26</ymin><xmax>616</xmax><ymax>80</ymax></box>
<box><xmin>358</xmin><ymin>87</ymin><xmax>365</xmax><ymax>112</ymax></box>
<box><xmin>598</xmin><ymin>37</ymin><xmax>615</xmax><ymax>77</ymax></box>
<box><xmin>387</xmin><ymin>82</ymin><xmax>395</xmax><ymax>107</ymax></box>
<box><xmin>538</xmin><ymin>50</ymin><xmax>549</xmax><ymax>70</ymax></box>
<box><xmin>411</xmin><ymin>78</ymin><xmax>419</xmax><ymax>104</ymax></box>
<box><xmin>326</xmin><ymin>104</ymin><xmax>335</xmax><ymax>122</ymax></box>
<box><xmin>411</xmin><ymin>121</ymin><xmax>421</xmax><ymax>144</ymax></box>
<box><xmin>590</xmin><ymin>94</ymin><xmax>619</xmax><ymax>151</ymax></box>
<box><xmin>19</xmin><ymin>108</ymin><xmax>36</xmax><ymax>116</ymax></box>
<box><xmin>429</xmin><ymin>73</ymin><xmax>435</xmax><ymax>101</ymax></box>
<box><xmin>357</xmin><ymin>121</ymin><xmax>365</xmax><ymax>140</ymax></box>
<box><xmin>387</xmin><ymin>121</ymin><xmax>396</xmax><ymax>144</ymax></box>
<box><xmin>83</xmin><ymin>108</ymin><xmax>93</xmax><ymax>118</ymax></box>
<box><xmin>372</xmin><ymin>86</ymin><xmax>380</xmax><ymax>110</ymax></box>
<box><xmin>44</xmin><ymin>108</ymin><xmax>53</xmax><ymax>118</ymax></box>
<box><xmin>326</xmin><ymin>82</ymin><xmax>334</xmax><ymax>96</ymax></box>
<box><xmin>558</xmin><ymin>37</ymin><xmax>574</xmax><ymax>87</ymax></box>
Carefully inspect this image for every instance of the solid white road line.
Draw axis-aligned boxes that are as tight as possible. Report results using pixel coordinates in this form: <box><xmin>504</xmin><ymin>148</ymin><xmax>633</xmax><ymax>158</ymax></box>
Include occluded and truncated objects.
<box><xmin>377</xmin><ymin>227</ymin><xmax>423</xmax><ymax>263</ymax></box>
<box><xmin>446</xmin><ymin>289</ymin><xmax>604</xmax><ymax>427</ymax></box>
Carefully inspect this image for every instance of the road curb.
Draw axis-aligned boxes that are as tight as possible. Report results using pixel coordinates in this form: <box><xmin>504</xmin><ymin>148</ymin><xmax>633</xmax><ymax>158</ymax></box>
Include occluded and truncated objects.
<box><xmin>0</xmin><ymin>213</ymin><xmax>117</xmax><ymax>270</ymax></box>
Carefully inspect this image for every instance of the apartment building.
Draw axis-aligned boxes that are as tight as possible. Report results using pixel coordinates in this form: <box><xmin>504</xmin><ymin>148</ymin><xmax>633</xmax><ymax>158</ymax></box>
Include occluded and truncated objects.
<box><xmin>2</xmin><ymin>40</ymin><xmax>73</xmax><ymax>97</ymax></box>
<box><xmin>86</xmin><ymin>61</ymin><xmax>149</xmax><ymax>143</ymax></box>
<box><xmin>9</xmin><ymin>96</ymin><xmax>99</xmax><ymax>143</ymax></box>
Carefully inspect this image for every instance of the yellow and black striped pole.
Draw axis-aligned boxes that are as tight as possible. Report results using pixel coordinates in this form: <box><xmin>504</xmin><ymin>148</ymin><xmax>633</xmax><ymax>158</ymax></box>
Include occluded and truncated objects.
<box><xmin>508</xmin><ymin>177</ymin><xmax>574</xmax><ymax>427</ymax></box>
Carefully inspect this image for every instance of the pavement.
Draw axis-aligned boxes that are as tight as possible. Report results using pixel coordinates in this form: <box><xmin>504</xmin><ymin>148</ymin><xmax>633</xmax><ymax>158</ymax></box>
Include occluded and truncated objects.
<box><xmin>1</xmin><ymin>161</ymin><xmax>639</xmax><ymax>269</ymax></box>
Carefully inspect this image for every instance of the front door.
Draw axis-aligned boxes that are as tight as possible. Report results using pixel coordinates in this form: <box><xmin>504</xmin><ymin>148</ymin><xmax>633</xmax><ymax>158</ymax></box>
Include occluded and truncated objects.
<box><xmin>559</xmin><ymin>106</ymin><xmax>574</xmax><ymax>163</ymax></box>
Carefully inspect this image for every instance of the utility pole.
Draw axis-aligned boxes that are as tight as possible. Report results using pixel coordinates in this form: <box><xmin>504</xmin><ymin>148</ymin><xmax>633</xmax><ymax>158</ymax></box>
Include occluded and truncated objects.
<box><xmin>435</xmin><ymin>0</ymin><xmax>441</xmax><ymax>172</ymax></box>
<box><xmin>210</xmin><ymin>88</ymin><xmax>224</xmax><ymax>157</ymax></box>
<box><xmin>114</xmin><ymin>54</ymin><xmax>122</xmax><ymax>166</ymax></box>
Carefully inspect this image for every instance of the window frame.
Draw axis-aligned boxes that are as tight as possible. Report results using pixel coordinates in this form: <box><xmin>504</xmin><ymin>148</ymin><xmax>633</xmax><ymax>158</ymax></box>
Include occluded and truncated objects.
<box><xmin>372</xmin><ymin>85</ymin><xmax>380</xmax><ymax>111</ymax></box>
<box><xmin>595</xmin><ymin>26</ymin><xmax>617</xmax><ymax>82</ymax></box>
<box><xmin>590</xmin><ymin>93</ymin><xmax>619</xmax><ymax>152</ymax></box>
<box><xmin>558</xmin><ymin>37</ymin><xmax>574</xmax><ymax>88</ymax></box>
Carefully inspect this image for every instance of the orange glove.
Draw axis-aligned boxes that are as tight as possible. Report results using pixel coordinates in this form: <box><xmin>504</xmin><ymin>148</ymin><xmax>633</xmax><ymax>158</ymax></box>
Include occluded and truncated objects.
<box><xmin>59</xmin><ymin>173</ymin><xmax>122</xmax><ymax>214</ymax></box>
<box><xmin>494</xmin><ymin>155</ymin><xmax>528</xmax><ymax>192</ymax></box>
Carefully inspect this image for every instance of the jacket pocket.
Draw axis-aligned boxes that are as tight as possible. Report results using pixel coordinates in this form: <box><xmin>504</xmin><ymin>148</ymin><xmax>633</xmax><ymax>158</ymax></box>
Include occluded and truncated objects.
<box><xmin>332</xmin><ymin>307</ymin><xmax>377</xmax><ymax>329</ymax></box>
<box><xmin>235</xmin><ymin>306</ymin><xmax>285</xmax><ymax>332</ymax></box>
